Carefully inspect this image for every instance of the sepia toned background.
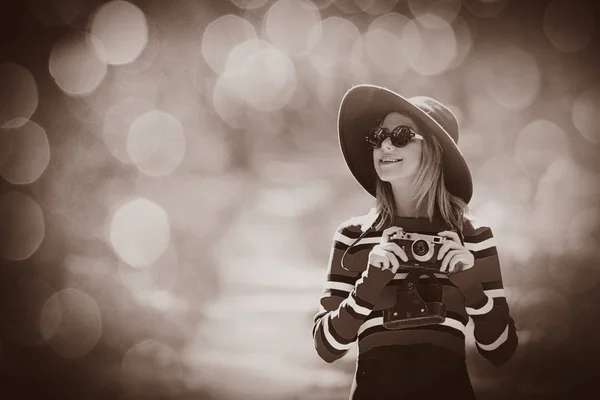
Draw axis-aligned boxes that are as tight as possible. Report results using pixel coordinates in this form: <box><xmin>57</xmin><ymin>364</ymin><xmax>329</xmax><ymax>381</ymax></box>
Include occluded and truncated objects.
<box><xmin>1</xmin><ymin>0</ymin><xmax>599</xmax><ymax>398</ymax></box>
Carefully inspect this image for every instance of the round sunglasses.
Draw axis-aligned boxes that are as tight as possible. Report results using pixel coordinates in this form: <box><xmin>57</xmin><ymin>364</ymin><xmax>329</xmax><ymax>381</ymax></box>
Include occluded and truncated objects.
<box><xmin>365</xmin><ymin>125</ymin><xmax>424</xmax><ymax>150</ymax></box>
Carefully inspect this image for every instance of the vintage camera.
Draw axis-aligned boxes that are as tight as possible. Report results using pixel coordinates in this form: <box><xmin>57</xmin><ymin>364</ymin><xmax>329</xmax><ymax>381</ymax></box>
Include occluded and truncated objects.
<box><xmin>383</xmin><ymin>271</ymin><xmax>447</xmax><ymax>330</ymax></box>
<box><xmin>391</xmin><ymin>231</ymin><xmax>448</xmax><ymax>274</ymax></box>
<box><xmin>383</xmin><ymin>231</ymin><xmax>449</xmax><ymax>329</ymax></box>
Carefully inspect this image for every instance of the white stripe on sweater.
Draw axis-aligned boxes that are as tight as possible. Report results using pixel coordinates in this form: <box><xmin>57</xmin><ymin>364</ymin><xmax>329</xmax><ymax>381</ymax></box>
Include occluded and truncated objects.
<box><xmin>334</xmin><ymin>231</ymin><xmax>381</xmax><ymax>247</ymax></box>
<box><xmin>465</xmin><ymin>237</ymin><xmax>496</xmax><ymax>252</ymax></box>
<box><xmin>466</xmin><ymin>295</ymin><xmax>494</xmax><ymax>316</ymax></box>
<box><xmin>485</xmin><ymin>289</ymin><xmax>505</xmax><ymax>298</ymax></box>
<box><xmin>322</xmin><ymin>314</ymin><xmax>353</xmax><ymax>351</ymax></box>
<box><xmin>357</xmin><ymin>316</ymin><xmax>466</xmax><ymax>336</ymax></box>
<box><xmin>343</xmin><ymin>293</ymin><xmax>371</xmax><ymax>316</ymax></box>
<box><xmin>477</xmin><ymin>324</ymin><xmax>509</xmax><ymax>351</ymax></box>
<box><xmin>324</xmin><ymin>281</ymin><xmax>354</xmax><ymax>293</ymax></box>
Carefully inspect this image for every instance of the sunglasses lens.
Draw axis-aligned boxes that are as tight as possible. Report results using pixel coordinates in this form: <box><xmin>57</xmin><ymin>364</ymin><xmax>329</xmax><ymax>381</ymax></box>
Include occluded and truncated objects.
<box><xmin>366</xmin><ymin>126</ymin><xmax>415</xmax><ymax>149</ymax></box>
<box><xmin>391</xmin><ymin>126</ymin><xmax>413</xmax><ymax>148</ymax></box>
<box><xmin>366</xmin><ymin>127</ymin><xmax>384</xmax><ymax>148</ymax></box>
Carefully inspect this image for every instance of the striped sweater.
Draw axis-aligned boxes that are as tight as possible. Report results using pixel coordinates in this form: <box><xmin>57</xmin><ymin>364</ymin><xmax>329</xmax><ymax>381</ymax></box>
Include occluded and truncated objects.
<box><xmin>312</xmin><ymin>213</ymin><xmax>518</xmax><ymax>366</ymax></box>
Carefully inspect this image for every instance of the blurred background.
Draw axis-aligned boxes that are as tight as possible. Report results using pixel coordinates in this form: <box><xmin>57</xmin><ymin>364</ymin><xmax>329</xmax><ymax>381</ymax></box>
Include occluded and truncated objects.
<box><xmin>0</xmin><ymin>0</ymin><xmax>599</xmax><ymax>398</ymax></box>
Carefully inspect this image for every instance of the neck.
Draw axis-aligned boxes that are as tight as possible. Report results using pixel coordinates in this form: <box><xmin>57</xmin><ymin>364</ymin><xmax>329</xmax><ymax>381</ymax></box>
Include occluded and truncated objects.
<box><xmin>391</xmin><ymin>182</ymin><xmax>425</xmax><ymax>218</ymax></box>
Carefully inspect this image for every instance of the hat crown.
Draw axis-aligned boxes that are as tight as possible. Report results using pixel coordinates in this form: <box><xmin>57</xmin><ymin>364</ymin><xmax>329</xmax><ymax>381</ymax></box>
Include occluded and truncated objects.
<box><xmin>409</xmin><ymin>96</ymin><xmax>459</xmax><ymax>144</ymax></box>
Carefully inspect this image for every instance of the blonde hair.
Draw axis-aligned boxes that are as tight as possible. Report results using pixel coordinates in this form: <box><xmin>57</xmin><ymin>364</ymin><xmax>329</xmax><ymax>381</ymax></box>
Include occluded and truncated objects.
<box><xmin>374</xmin><ymin>122</ymin><xmax>469</xmax><ymax>236</ymax></box>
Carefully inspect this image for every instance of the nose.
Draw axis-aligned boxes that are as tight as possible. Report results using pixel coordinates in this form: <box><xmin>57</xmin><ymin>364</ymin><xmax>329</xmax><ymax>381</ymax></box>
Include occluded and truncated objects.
<box><xmin>380</xmin><ymin>137</ymin><xmax>395</xmax><ymax>152</ymax></box>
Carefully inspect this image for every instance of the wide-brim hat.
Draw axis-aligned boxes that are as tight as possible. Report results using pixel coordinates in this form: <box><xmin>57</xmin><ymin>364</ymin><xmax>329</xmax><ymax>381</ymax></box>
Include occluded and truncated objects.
<box><xmin>337</xmin><ymin>84</ymin><xmax>473</xmax><ymax>204</ymax></box>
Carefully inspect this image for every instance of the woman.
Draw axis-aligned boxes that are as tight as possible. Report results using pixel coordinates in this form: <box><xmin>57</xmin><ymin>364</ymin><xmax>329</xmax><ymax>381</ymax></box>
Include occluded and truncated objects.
<box><xmin>312</xmin><ymin>85</ymin><xmax>518</xmax><ymax>399</ymax></box>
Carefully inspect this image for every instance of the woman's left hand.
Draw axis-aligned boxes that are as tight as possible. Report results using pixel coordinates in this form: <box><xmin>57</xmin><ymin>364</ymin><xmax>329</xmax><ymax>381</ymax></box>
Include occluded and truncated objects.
<box><xmin>436</xmin><ymin>231</ymin><xmax>474</xmax><ymax>273</ymax></box>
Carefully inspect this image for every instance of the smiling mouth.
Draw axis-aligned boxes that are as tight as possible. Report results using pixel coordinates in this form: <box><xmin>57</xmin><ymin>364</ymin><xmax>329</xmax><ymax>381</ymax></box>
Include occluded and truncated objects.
<box><xmin>380</xmin><ymin>158</ymin><xmax>403</xmax><ymax>164</ymax></box>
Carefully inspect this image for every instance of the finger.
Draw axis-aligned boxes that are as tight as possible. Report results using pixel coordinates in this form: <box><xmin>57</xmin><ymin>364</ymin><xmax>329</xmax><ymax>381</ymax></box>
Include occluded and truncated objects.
<box><xmin>437</xmin><ymin>230</ymin><xmax>461</xmax><ymax>243</ymax></box>
<box><xmin>371</xmin><ymin>255</ymin><xmax>389</xmax><ymax>270</ymax></box>
<box><xmin>381</xmin><ymin>226</ymin><xmax>403</xmax><ymax>244</ymax></box>
<box><xmin>436</xmin><ymin>240</ymin><xmax>461</xmax><ymax>261</ymax></box>
<box><xmin>448</xmin><ymin>253</ymin><xmax>467</xmax><ymax>273</ymax></box>
<box><xmin>380</xmin><ymin>242</ymin><xmax>409</xmax><ymax>262</ymax></box>
<box><xmin>383</xmin><ymin>249</ymin><xmax>400</xmax><ymax>271</ymax></box>
<box><xmin>440</xmin><ymin>249</ymin><xmax>461</xmax><ymax>273</ymax></box>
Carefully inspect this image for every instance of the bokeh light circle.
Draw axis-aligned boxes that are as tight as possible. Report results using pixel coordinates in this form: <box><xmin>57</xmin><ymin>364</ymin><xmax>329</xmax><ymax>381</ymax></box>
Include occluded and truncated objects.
<box><xmin>212</xmin><ymin>75</ymin><xmax>247</xmax><ymax>129</ymax></box>
<box><xmin>127</xmin><ymin>110</ymin><xmax>187</xmax><ymax>176</ymax></box>
<box><xmin>0</xmin><ymin>120</ymin><xmax>50</xmax><ymax>184</ymax></box>
<box><xmin>486</xmin><ymin>46</ymin><xmax>540</xmax><ymax>109</ymax></box>
<box><xmin>202</xmin><ymin>14</ymin><xmax>257</xmax><ymax>75</ymax></box>
<box><xmin>264</xmin><ymin>0</ymin><xmax>321</xmax><ymax>56</ymax></box>
<box><xmin>449</xmin><ymin>16</ymin><xmax>474</xmax><ymax>69</ymax></box>
<box><xmin>90</xmin><ymin>0</ymin><xmax>149</xmax><ymax>65</ymax></box>
<box><xmin>364</xmin><ymin>13</ymin><xmax>416</xmax><ymax>75</ymax></box>
<box><xmin>361</xmin><ymin>0</ymin><xmax>402</xmax><ymax>15</ymax></box>
<box><xmin>408</xmin><ymin>0</ymin><xmax>462</xmax><ymax>26</ymax></box>
<box><xmin>572</xmin><ymin>86</ymin><xmax>600</xmax><ymax>144</ymax></box>
<box><xmin>0</xmin><ymin>63</ymin><xmax>39</xmax><ymax>128</ymax></box>
<box><xmin>224</xmin><ymin>39</ymin><xmax>297</xmax><ymax>111</ymax></box>
<box><xmin>49</xmin><ymin>31</ymin><xmax>108</xmax><ymax>95</ymax></box>
<box><xmin>109</xmin><ymin>197</ymin><xmax>171</xmax><ymax>268</ymax></box>
<box><xmin>40</xmin><ymin>288</ymin><xmax>103</xmax><ymax>358</ymax></box>
<box><xmin>230</xmin><ymin>0</ymin><xmax>270</xmax><ymax>9</ymax></box>
<box><xmin>117</xmin><ymin>244</ymin><xmax>180</xmax><ymax>294</ymax></box>
<box><xmin>121</xmin><ymin>339</ymin><xmax>183</xmax><ymax>397</ymax></box>
<box><xmin>308</xmin><ymin>17</ymin><xmax>362</xmax><ymax>77</ymax></box>
<box><xmin>514</xmin><ymin>119</ymin><xmax>569</xmax><ymax>179</ymax></box>
<box><xmin>463</xmin><ymin>0</ymin><xmax>510</xmax><ymax>18</ymax></box>
<box><xmin>103</xmin><ymin>96</ymin><xmax>156</xmax><ymax>164</ymax></box>
<box><xmin>406</xmin><ymin>15</ymin><xmax>457</xmax><ymax>76</ymax></box>
<box><xmin>0</xmin><ymin>192</ymin><xmax>45</xmax><ymax>261</ymax></box>
<box><xmin>543</xmin><ymin>0</ymin><xmax>595</xmax><ymax>52</ymax></box>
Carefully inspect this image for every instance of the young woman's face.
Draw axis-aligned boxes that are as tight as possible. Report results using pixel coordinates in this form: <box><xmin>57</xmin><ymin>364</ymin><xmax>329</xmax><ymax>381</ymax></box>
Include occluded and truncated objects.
<box><xmin>372</xmin><ymin>112</ymin><xmax>423</xmax><ymax>184</ymax></box>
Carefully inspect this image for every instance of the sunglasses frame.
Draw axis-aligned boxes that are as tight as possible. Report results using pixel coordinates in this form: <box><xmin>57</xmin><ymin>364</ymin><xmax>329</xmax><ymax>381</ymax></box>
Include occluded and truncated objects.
<box><xmin>366</xmin><ymin>123</ymin><xmax>424</xmax><ymax>150</ymax></box>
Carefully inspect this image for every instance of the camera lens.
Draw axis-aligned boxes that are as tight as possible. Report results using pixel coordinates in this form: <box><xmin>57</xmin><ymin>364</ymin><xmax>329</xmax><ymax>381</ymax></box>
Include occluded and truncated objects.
<box><xmin>413</xmin><ymin>240</ymin><xmax>430</xmax><ymax>257</ymax></box>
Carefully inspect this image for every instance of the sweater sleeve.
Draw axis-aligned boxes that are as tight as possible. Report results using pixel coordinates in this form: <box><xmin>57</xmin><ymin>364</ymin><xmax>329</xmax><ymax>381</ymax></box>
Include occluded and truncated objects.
<box><xmin>312</xmin><ymin>220</ymin><xmax>392</xmax><ymax>363</ymax></box>
<box><xmin>462</xmin><ymin>226</ymin><xmax>518</xmax><ymax>366</ymax></box>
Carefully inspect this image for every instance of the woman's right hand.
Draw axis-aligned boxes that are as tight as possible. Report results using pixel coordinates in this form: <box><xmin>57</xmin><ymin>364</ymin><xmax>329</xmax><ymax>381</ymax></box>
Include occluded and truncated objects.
<box><xmin>367</xmin><ymin>227</ymin><xmax>409</xmax><ymax>274</ymax></box>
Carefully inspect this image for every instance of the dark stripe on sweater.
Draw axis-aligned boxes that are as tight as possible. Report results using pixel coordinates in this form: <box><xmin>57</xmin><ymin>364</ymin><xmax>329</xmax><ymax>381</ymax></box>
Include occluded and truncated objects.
<box><xmin>328</xmin><ymin>316</ymin><xmax>355</xmax><ymax>345</ymax></box>
<box><xmin>339</xmin><ymin>227</ymin><xmax>362</xmax><ymax>239</ymax></box>
<box><xmin>327</xmin><ymin>274</ymin><xmax>357</xmax><ymax>285</ymax></box>
<box><xmin>469</xmin><ymin>295</ymin><xmax>490</xmax><ymax>310</ymax></box>
<box><xmin>482</xmin><ymin>280</ymin><xmax>504</xmax><ymax>291</ymax></box>
<box><xmin>353</xmin><ymin>291</ymin><xmax>376</xmax><ymax>310</ymax></box>
<box><xmin>322</xmin><ymin>289</ymin><xmax>351</xmax><ymax>298</ymax></box>
<box><xmin>473</xmin><ymin>247</ymin><xmax>498</xmax><ymax>259</ymax></box>
<box><xmin>447</xmin><ymin>311</ymin><xmax>469</xmax><ymax>326</ymax></box>
<box><xmin>359</xmin><ymin>324</ymin><xmax>465</xmax><ymax>341</ymax></box>
<box><xmin>334</xmin><ymin>241</ymin><xmax>349</xmax><ymax>251</ymax></box>
<box><xmin>464</xmin><ymin>228</ymin><xmax>493</xmax><ymax>243</ymax></box>
<box><xmin>345</xmin><ymin>303</ymin><xmax>363</xmax><ymax>320</ymax></box>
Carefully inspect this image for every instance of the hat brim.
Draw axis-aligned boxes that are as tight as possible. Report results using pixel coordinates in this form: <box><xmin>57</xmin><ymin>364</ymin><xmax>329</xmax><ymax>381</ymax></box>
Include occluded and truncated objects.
<box><xmin>337</xmin><ymin>85</ymin><xmax>473</xmax><ymax>203</ymax></box>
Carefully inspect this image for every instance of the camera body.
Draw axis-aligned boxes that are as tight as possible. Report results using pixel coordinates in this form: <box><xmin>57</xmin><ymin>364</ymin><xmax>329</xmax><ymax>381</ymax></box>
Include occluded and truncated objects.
<box><xmin>383</xmin><ymin>231</ymin><xmax>449</xmax><ymax>330</ymax></box>
<box><xmin>391</xmin><ymin>231</ymin><xmax>448</xmax><ymax>274</ymax></box>
<box><xmin>383</xmin><ymin>272</ymin><xmax>446</xmax><ymax>330</ymax></box>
